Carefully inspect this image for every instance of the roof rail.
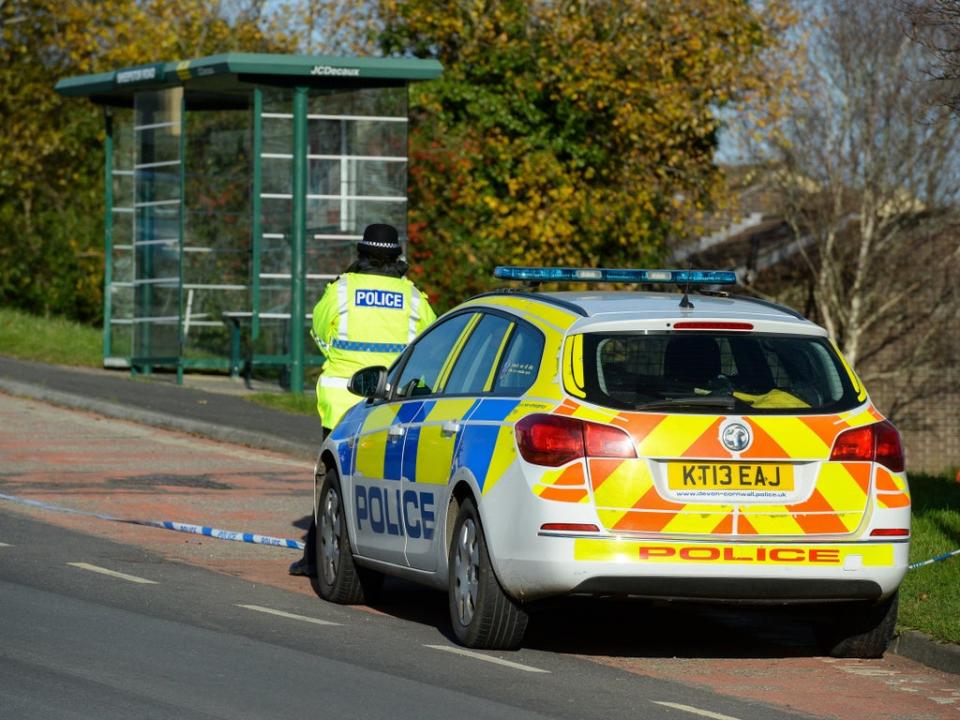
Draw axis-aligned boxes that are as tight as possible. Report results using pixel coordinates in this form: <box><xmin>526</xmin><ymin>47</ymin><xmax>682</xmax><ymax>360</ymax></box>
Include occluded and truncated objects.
<box><xmin>732</xmin><ymin>295</ymin><xmax>806</xmax><ymax>320</ymax></box>
<box><xmin>470</xmin><ymin>289</ymin><xmax>589</xmax><ymax>317</ymax></box>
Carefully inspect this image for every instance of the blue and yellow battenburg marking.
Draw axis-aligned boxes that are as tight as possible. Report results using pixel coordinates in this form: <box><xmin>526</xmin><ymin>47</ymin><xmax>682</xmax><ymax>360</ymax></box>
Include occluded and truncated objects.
<box><xmin>336</xmin><ymin>394</ymin><xmax>537</xmax><ymax>492</ymax></box>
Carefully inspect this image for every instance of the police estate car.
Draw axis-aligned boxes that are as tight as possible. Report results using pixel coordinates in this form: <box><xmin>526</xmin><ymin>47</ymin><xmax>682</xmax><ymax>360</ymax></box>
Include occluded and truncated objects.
<box><xmin>310</xmin><ymin>267</ymin><xmax>909</xmax><ymax>657</ymax></box>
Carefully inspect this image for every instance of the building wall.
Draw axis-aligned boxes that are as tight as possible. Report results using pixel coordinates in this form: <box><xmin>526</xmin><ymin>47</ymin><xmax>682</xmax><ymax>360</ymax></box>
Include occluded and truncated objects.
<box><xmin>872</xmin><ymin>367</ymin><xmax>960</xmax><ymax>475</ymax></box>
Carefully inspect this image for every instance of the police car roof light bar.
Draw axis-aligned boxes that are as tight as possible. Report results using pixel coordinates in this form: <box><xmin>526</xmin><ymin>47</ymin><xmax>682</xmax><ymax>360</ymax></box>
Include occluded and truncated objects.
<box><xmin>493</xmin><ymin>266</ymin><xmax>737</xmax><ymax>285</ymax></box>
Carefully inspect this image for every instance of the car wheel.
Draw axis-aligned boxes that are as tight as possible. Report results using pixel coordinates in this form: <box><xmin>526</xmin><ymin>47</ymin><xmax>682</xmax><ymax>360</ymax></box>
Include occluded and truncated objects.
<box><xmin>312</xmin><ymin>471</ymin><xmax>382</xmax><ymax>604</ymax></box>
<box><xmin>815</xmin><ymin>590</ymin><xmax>899</xmax><ymax>659</ymax></box>
<box><xmin>448</xmin><ymin>497</ymin><xmax>528</xmax><ymax>649</ymax></box>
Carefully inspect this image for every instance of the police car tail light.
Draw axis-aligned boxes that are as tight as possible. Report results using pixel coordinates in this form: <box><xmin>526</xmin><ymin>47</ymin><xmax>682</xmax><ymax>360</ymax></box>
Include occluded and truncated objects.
<box><xmin>870</xmin><ymin>528</ymin><xmax>910</xmax><ymax>537</ymax></box>
<box><xmin>516</xmin><ymin>414</ymin><xmax>636</xmax><ymax>466</ymax></box>
<box><xmin>829</xmin><ymin>421</ymin><xmax>904</xmax><ymax>472</ymax></box>
<box><xmin>874</xmin><ymin>422</ymin><xmax>905</xmax><ymax>472</ymax></box>
<box><xmin>583</xmin><ymin>423</ymin><xmax>637</xmax><ymax>459</ymax></box>
<box><xmin>516</xmin><ymin>414</ymin><xmax>584</xmax><ymax>466</ymax></box>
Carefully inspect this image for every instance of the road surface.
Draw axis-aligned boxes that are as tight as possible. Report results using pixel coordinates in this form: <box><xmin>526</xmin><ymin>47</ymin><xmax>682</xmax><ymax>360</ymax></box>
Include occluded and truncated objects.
<box><xmin>0</xmin><ymin>392</ymin><xmax>957</xmax><ymax>719</ymax></box>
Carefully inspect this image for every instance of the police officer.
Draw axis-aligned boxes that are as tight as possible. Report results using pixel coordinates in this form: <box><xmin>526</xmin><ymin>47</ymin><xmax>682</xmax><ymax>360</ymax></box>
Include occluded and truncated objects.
<box><xmin>289</xmin><ymin>223</ymin><xmax>436</xmax><ymax>576</ymax></box>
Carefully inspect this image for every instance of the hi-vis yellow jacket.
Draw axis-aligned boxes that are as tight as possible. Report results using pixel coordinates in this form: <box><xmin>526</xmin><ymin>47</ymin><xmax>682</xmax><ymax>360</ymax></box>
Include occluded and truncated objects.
<box><xmin>312</xmin><ymin>272</ymin><xmax>436</xmax><ymax>428</ymax></box>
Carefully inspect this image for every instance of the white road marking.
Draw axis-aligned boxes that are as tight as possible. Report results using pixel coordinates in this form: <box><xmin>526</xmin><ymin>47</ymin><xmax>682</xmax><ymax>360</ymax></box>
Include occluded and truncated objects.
<box><xmin>0</xmin><ymin>542</ymin><xmax>11</xmax><ymax>547</ymax></box>
<box><xmin>424</xmin><ymin>644</ymin><xmax>550</xmax><ymax>673</ymax></box>
<box><xmin>67</xmin><ymin>562</ymin><xmax>158</xmax><ymax>584</ymax></box>
<box><xmin>839</xmin><ymin>667</ymin><xmax>901</xmax><ymax>677</ymax></box>
<box><xmin>237</xmin><ymin>604</ymin><xmax>339</xmax><ymax>626</ymax></box>
<box><xmin>652</xmin><ymin>701</ymin><xmax>743</xmax><ymax>720</ymax></box>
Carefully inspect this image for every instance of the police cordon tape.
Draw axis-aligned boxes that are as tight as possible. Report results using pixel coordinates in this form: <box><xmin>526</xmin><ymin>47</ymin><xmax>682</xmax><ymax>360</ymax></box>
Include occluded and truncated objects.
<box><xmin>2</xmin><ymin>491</ymin><xmax>957</xmax><ymax>568</ymax></box>
<box><xmin>909</xmin><ymin>548</ymin><xmax>960</xmax><ymax>571</ymax></box>
<box><xmin>0</xmin><ymin>493</ymin><xmax>304</xmax><ymax>551</ymax></box>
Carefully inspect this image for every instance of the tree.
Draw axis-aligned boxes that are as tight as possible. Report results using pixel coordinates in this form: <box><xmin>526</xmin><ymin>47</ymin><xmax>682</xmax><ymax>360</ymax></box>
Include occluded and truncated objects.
<box><xmin>902</xmin><ymin>0</ymin><xmax>960</xmax><ymax>112</ymax></box>
<box><xmin>377</xmin><ymin>0</ymin><xmax>796</xmax><ymax>309</ymax></box>
<box><xmin>0</xmin><ymin>0</ymin><xmax>296</xmax><ymax>322</ymax></box>
<box><xmin>742</xmin><ymin>0</ymin><xmax>960</xmax><ymax>424</ymax></box>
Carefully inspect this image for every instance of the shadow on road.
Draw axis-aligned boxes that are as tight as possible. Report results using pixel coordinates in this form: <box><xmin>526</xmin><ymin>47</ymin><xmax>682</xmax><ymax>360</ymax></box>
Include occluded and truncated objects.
<box><xmin>364</xmin><ymin>577</ymin><xmax>822</xmax><ymax>659</ymax></box>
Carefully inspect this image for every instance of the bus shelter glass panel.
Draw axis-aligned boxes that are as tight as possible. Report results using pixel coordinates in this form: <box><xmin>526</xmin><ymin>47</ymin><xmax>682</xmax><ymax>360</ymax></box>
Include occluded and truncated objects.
<box><xmin>133</xmin><ymin>88</ymin><xmax>183</xmax><ymax>362</ymax></box>
<box><xmin>304</xmin><ymin>86</ymin><xmax>408</xmax><ymax>348</ymax></box>
<box><xmin>181</xmin><ymin>106</ymin><xmax>252</xmax><ymax>363</ymax></box>
<box><xmin>108</xmin><ymin>107</ymin><xmax>135</xmax><ymax>362</ymax></box>
<box><xmin>256</xmin><ymin>88</ymin><xmax>294</xmax><ymax>361</ymax></box>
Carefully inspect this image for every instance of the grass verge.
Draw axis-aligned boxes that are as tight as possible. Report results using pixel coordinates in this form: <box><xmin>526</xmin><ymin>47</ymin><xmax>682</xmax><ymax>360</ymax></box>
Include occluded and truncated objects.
<box><xmin>0</xmin><ymin>306</ymin><xmax>102</xmax><ymax>367</ymax></box>
<box><xmin>244</xmin><ymin>391</ymin><xmax>317</xmax><ymax>415</ymax></box>
<box><xmin>898</xmin><ymin>472</ymin><xmax>960</xmax><ymax>644</ymax></box>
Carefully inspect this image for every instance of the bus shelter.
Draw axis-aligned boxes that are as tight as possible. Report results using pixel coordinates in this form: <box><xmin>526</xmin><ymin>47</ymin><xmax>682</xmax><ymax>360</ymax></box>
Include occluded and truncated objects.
<box><xmin>55</xmin><ymin>53</ymin><xmax>442</xmax><ymax>392</ymax></box>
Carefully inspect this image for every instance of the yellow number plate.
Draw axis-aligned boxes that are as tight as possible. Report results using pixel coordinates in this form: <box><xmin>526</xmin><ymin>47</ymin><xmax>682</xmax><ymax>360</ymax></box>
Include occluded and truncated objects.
<box><xmin>667</xmin><ymin>463</ymin><xmax>794</xmax><ymax>492</ymax></box>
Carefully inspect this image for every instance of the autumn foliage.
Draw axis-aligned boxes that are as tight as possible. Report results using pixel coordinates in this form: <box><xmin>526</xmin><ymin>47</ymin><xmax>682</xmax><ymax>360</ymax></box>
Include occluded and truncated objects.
<box><xmin>0</xmin><ymin>0</ymin><xmax>295</xmax><ymax>321</ymax></box>
<box><xmin>0</xmin><ymin>0</ymin><xmax>795</xmax><ymax>321</ymax></box>
<box><xmin>379</xmin><ymin>0</ymin><xmax>795</xmax><ymax>309</ymax></box>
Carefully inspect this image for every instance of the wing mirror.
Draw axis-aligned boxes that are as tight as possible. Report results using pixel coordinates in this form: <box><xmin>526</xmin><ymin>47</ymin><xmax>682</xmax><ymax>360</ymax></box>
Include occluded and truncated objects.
<box><xmin>348</xmin><ymin>366</ymin><xmax>388</xmax><ymax>400</ymax></box>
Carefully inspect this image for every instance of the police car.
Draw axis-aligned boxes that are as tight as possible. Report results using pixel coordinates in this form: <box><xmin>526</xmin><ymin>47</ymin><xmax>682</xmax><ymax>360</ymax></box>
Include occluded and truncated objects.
<box><xmin>311</xmin><ymin>267</ymin><xmax>909</xmax><ymax>656</ymax></box>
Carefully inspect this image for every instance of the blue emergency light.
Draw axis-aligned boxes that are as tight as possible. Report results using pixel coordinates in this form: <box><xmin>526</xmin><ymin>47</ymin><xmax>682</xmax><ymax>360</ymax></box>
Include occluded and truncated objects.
<box><xmin>493</xmin><ymin>266</ymin><xmax>738</xmax><ymax>285</ymax></box>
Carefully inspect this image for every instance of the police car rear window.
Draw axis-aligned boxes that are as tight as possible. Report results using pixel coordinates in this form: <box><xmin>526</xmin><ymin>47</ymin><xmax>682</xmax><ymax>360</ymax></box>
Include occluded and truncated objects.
<box><xmin>573</xmin><ymin>332</ymin><xmax>861</xmax><ymax>414</ymax></box>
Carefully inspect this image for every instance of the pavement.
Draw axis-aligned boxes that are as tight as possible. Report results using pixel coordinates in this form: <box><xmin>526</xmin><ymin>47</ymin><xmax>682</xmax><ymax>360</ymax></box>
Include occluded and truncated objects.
<box><xmin>1</xmin><ymin>354</ymin><xmax>958</xmax><ymax>676</ymax></box>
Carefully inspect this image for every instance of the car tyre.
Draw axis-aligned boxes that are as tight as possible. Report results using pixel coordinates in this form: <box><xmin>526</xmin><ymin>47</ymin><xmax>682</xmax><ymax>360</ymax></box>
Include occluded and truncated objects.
<box><xmin>312</xmin><ymin>470</ymin><xmax>382</xmax><ymax>604</ymax></box>
<box><xmin>448</xmin><ymin>497</ymin><xmax>528</xmax><ymax>649</ymax></box>
<box><xmin>815</xmin><ymin>590</ymin><xmax>899</xmax><ymax>659</ymax></box>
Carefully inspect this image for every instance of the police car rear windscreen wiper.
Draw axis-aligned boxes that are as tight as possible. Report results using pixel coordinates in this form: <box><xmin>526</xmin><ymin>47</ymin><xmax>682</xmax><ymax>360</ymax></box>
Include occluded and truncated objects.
<box><xmin>633</xmin><ymin>395</ymin><xmax>742</xmax><ymax>412</ymax></box>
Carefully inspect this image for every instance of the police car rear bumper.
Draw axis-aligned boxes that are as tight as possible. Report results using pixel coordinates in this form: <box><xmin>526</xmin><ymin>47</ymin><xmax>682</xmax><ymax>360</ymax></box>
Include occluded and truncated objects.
<box><xmin>491</xmin><ymin>536</ymin><xmax>909</xmax><ymax>604</ymax></box>
<box><xmin>567</xmin><ymin>576</ymin><xmax>883</xmax><ymax>602</ymax></box>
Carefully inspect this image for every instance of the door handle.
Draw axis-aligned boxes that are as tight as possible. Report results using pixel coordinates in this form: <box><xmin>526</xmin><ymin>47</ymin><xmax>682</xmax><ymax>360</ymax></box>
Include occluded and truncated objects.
<box><xmin>441</xmin><ymin>420</ymin><xmax>460</xmax><ymax>437</ymax></box>
<box><xmin>388</xmin><ymin>424</ymin><xmax>405</xmax><ymax>439</ymax></box>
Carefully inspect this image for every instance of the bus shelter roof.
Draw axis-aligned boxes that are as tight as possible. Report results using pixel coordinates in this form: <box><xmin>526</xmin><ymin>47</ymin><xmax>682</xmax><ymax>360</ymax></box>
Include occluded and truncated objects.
<box><xmin>55</xmin><ymin>52</ymin><xmax>443</xmax><ymax>107</ymax></box>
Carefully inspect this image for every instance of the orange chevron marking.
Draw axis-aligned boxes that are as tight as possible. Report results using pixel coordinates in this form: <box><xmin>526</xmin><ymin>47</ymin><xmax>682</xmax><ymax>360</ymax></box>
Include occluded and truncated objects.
<box><xmin>738</xmin><ymin>514</ymin><xmax>760</xmax><ymax>535</ymax></box>
<box><xmin>588</xmin><ymin>458</ymin><xmax>625</xmax><ymax>491</ymax></box>
<box><xmin>868</xmin><ymin>406</ymin><xmax>884</xmax><ymax>421</ymax></box>
<box><xmin>800</xmin><ymin>415</ymin><xmax>846</xmax><ymax>450</ymax></box>
<box><xmin>875</xmin><ymin>467</ymin><xmax>900</xmax><ymax>492</ymax></box>
<box><xmin>679</xmin><ymin>417</ymin><xmax>728</xmax><ymax>459</ymax></box>
<box><xmin>614</xmin><ymin>509</ymin><xmax>673</xmax><ymax>533</ymax></box>
<box><xmin>843</xmin><ymin>462</ymin><xmax>871</xmax><ymax>494</ymax></box>
<box><xmin>790</xmin><ymin>489</ymin><xmax>849</xmax><ymax>534</ymax></box>
<box><xmin>621</xmin><ymin>413</ymin><xmax>668</xmax><ymax>445</ymax></box>
<box><xmin>631</xmin><ymin>484</ymin><xmax>685</xmax><ymax>512</ymax></box>
<box><xmin>555</xmin><ymin>399</ymin><xmax>580</xmax><ymax>416</ymax></box>
<box><xmin>710</xmin><ymin>513</ymin><xmax>734</xmax><ymax>534</ymax></box>
<box><xmin>539</xmin><ymin>486</ymin><xmax>588</xmax><ymax>502</ymax></box>
<box><xmin>613</xmin><ymin>486</ymin><xmax>683</xmax><ymax>532</ymax></box>
<box><xmin>614</xmin><ymin>514</ymin><xmax>666</xmax><ymax>532</ymax></box>
<box><xmin>740</xmin><ymin>421</ymin><xmax>789</xmax><ymax>459</ymax></box>
<box><xmin>877</xmin><ymin>492</ymin><xmax>910</xmax><ymax>509</ymax></box>
<box><xmin>553</xmin><ymin>463</ymin><xmax>586</xmax><ymax>486</ymax></box>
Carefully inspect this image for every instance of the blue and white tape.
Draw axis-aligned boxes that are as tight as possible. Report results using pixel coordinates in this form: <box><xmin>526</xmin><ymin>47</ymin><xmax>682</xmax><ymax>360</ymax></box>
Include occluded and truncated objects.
<box><xmin>0</xmin><ymin>492</ymin><xmax>304</xmax><ymax>551</ymax></box>
<box><xmin>909</xmin><ymin>548</ymin><xmax>960</xmax><ymax>571</ymax></box>
<box><xmin>2</xmin><ymin>491</ymin><xmax>958</xmax><ymax>570</ymax></box>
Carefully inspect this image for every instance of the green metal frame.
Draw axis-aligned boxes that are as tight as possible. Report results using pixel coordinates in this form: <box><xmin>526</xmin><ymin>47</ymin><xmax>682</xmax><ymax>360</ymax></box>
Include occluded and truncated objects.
<box><xmin>102</xmin><ymin>110</ymin><xmax>114</xmax><ymax>362</ymax></box>
<box><xmin>289</xmin><ymin>87</ymin><xmax>308</xmax><ymax>393</ymax></box>
<box><xmin>176</xmin><ymin>90</ymin><xmax>187</xmax><ymax>384</ymax></box>
<box><xmin>251</xmin><ymin>87</ymin><xmax>263</xmax><ymax>342</ymax></box>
